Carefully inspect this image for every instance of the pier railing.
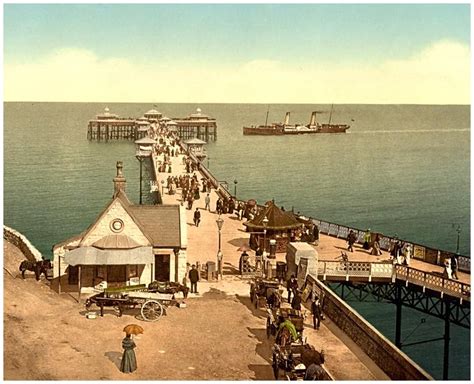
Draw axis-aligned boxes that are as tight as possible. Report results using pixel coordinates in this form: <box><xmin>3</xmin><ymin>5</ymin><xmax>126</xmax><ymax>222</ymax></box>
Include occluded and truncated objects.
<box><xmin>312</xmin><ymin>219</ymin><xmax>470</xmax><ymax>273</ymax></box>
<box><xmin>317</xmin><ymin>260</ymin><xmax>470</xmax><ymax>301</ymax></box>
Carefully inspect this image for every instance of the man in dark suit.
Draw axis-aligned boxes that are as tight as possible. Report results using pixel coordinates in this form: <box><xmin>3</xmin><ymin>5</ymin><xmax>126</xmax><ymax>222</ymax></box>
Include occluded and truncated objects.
<box><xmin>189</xmin><ymin>264</ymin><xmax>199</xmax><ymax>293</ymax></box>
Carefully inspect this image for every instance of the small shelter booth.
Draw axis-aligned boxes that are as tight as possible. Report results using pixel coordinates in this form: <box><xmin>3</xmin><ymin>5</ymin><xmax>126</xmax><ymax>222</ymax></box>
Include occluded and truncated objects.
<box><xmin>51</xmin><ymin>161</ymin><xmax>187</xmax><ymax>298</ymax></box>
<box><xmin>184</xmin><ymin>137</ymin><xmax>207</xmax><ymax>161</ymax></box>
<box><xmin>244</xmin><ymin>201</ymin><xmax>304</xmax><ymax>253</ymax></box>
<box><xmin>286</xmin><ymin>242</ymin><xmax>318</xmax><ymax>286</ymax></box>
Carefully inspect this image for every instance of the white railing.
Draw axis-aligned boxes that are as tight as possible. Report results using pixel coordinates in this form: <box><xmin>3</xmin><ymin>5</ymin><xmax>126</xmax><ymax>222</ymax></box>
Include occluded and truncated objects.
<box><xmin>317</xmin><ymin>261</ymin><xmax>470</xmax><ymax>301</ymax></box>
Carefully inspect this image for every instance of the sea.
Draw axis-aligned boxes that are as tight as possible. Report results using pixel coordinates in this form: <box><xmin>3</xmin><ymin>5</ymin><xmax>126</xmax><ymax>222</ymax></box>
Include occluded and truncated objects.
<box><xmin>3</xmin><ymin>102</ymin><xmax>471</xmax><ymax>379</ymax></box>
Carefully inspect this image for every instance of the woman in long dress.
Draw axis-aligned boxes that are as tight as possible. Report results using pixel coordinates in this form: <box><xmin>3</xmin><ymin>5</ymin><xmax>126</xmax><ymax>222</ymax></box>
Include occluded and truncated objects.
<box><xmin>120</xmin><ymin>334</ymin><xmax>137</xmax><ymax>373</ymax></box>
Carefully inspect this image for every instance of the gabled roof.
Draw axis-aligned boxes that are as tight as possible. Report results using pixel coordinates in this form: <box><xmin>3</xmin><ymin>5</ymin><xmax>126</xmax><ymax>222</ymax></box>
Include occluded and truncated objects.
<box><xmin>244</xmin><ymin>201</ymin><xmax>303</xmax><ymax>231</ymax></box>
<box><xmin>53</xmin><ymin>184</ymin><xmax>182</xmax><ymax>251</ymax></box>
<box><xmin>127</xmin><ymin>205</ymin><xmax>181</xmax><ymax>248</ymax></box>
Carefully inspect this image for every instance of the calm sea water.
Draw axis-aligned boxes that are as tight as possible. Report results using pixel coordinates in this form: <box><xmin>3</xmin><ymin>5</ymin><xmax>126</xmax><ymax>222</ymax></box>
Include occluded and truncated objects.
<box><xmin>3</xmin><ymin>102</ymin><xmax>470</xmax><ymax>379</ymax></box>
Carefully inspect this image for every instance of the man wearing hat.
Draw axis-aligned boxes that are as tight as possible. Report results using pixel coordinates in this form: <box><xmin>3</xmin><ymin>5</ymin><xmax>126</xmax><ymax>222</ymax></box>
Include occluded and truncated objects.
<box><xmin>188</xmin><ymin>264</ymin><xmax>200</xmax><ymax>294</ymax></box>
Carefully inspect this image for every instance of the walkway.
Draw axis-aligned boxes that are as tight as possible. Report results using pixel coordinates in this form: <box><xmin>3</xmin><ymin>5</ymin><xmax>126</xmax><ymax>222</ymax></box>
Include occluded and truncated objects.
<box><xmin>150</xmin><ymin>142</ymin><xmax>389</xmax><ymax>380</ymax></box>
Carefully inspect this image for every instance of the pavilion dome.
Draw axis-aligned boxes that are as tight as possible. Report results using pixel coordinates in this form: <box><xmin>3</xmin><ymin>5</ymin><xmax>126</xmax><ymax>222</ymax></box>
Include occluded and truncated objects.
<box><xmin>189</xmin><ymin>107</ymin><xmax>209</xmax><ymax>119</ymax></box>
<box><xmin>96</xmin><ymin>106</ymin><xmax>118</xmax><ymax>120</ymax></box>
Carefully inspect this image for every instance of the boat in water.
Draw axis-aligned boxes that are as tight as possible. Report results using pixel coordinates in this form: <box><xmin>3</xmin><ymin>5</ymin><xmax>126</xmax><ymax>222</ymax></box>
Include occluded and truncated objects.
<box><xmin>243</xmin><ymin>108</ymin><xmax>350</xmax><ymax>135</ymax></box>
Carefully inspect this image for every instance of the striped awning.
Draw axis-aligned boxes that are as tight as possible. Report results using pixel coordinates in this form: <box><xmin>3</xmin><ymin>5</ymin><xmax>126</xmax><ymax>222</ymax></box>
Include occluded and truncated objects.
<box><xmin>64</xmin><ymin>246</ymin><xmax>153</xmax><ymax>266</ymax></box>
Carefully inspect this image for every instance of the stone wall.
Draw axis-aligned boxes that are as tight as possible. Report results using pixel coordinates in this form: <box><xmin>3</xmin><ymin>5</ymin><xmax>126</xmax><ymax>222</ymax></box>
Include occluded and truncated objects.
<box><xmin>3</xmin><ymin>226</ymin><xmax>43</xmax><ymax>262</ymax></box>
<box><xmin>306</xmin><ymin>274</ymin><xmax>432</xmax><ymax>380</ymax></box>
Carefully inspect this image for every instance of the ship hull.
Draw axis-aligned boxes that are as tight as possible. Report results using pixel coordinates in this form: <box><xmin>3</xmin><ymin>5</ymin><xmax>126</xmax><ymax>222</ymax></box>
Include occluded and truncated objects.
<box><xmin>243</xmin><ymin>126</ymin><xmax>284</xmax><ymax>135</ymax></box>
<box><xmin>243</xmin><ymin>124</ymin><xmax>349</xmax><ymax>135</ymax></box>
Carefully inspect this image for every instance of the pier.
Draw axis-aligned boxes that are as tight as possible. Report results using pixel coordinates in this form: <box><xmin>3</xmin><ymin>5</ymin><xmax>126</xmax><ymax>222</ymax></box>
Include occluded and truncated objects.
<box><xmin>136</xmin><ymin>119</ymin><xmax>469</xmax><ymax>380</ymax></box>
<box><xmin>87</xmin><ymin>107</ymin><xmax>217</xmax><ymax>142</ymax></box>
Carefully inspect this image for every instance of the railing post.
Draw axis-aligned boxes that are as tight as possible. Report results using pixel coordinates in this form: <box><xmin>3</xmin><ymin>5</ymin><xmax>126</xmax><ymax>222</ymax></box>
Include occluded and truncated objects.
<box><xmin>395</xmin><ymin>283</ymin><xmax>402</xmax><ymax>348</ymax></box>
<box><xmin>443</xmin><ymin>300</ymin><xmax>451</xmax><ymax>380</ymax></box>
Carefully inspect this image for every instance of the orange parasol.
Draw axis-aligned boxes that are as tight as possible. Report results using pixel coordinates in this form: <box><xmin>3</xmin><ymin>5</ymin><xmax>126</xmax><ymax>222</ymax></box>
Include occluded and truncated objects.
<box><xmin>123</xmin><ymin>324</ymin><xmax>144</xmax><ymax>335</ymax></box>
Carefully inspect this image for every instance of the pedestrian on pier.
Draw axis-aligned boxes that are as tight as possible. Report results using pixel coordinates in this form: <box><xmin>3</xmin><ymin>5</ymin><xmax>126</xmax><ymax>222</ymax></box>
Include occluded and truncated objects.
<box><xmin>444</xmin><ymin>258</ymin><xmax>453</xmax><ymax>279</ymax></box>
<box><xmin>312</xmin><ymin>224</ymin><xmax>320</xmax><ymax>245</ymax></box>
<box><xmin>287</xmin><ymin>275</ymin><xmax>298</xmax><ymax>304</ymax></box>
<box><xmin>347</xmin><ymin>230</ymin><xmax>357</xmax><ymax>252</ymax></box>
<box><xmin>193</xmin><ymin>208</ymin><xmax>201</xmax><ymax>227</ymax></box>
<box><xmin>189</xmin><ymin>264</ymin><xmax>199</xmax><ymax>294</ymax></box>
<box><xmin>187</xmin><ymin>194</ymin><xmax>194</xmax><ymax>210</ymax></box>
<box><xmin>291</xmin><ymin>291</ymin><xmax>302</xmax><ymax>311</ymax></box>
<box><xmin>205</xmin><ymin>193</ymin><xmax>211</xmax><ymax>211</ymax></box>
<box><xmin>371</xmin><ymin>234</ymin><xmax>382</xmax><ymax>256</ymax></box>
<box><xmin>363</xmin><ymin>229</ymin><xmax>371</xmax><ymax>250</ymax></box>
<box><xmin>451</xmin><ymin>254</ymin><xmax>459</xmax><ymax>280</ymax></box>
<box><xmin>311</xmin><ymin>297</ymin><xmax>322</xmax><ymax>330</ymax></box>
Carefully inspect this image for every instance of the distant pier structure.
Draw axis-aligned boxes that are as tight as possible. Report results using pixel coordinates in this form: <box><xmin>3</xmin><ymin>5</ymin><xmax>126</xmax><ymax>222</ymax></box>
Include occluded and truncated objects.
<box><xmin>87</xmin><ymin>107</ymin><xmax>217</xmax><ymax>142</ymax></box>
<box><xmin>172</xmin><ymin>108</ymin><xmax>217</xmax><ymax>142</ymax></box>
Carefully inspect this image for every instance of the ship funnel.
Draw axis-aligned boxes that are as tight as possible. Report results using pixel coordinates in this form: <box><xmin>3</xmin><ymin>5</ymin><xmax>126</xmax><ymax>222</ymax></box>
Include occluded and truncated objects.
<box><xmin>310</xmin><ymin>111</ymin><xmax>317</xmax><ymax>126</ymax></box>
<box><xmin>284</xmin><ymin>112</ymin><xmax>291</xmax><ymax>125</ymax></box>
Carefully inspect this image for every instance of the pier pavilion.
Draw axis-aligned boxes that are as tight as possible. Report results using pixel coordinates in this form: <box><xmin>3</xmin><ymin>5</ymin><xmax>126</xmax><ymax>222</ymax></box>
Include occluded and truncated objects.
<box><xmin>172</xmin><ymin>108</ymin><xmax>217</xmax><ymax>142</ymax></box>
<box><xmin>51</xmin><ymin>161</ymin><xmax>187</xmax><ymax>297</ymax></box>
<box><xmin>87</xmin><ymin>107</ymin><xmax>217</xmax><ymax>142</ymax></box>
<box><xmin>244</xmin><ymin>201</ymin><xmax>304</xmax><ymax>253</ymax></box>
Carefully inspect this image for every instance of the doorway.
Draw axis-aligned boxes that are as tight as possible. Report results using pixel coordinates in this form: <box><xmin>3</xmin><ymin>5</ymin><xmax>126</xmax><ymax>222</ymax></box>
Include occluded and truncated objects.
<box><xmin>154</xmin><ymin>254</ymin><xmax>170</xmax><ymax>281</ymax></box>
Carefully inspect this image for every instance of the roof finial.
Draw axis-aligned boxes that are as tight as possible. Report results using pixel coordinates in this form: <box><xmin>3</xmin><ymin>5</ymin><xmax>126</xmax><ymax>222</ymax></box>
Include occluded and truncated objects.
<box><xmin>113</xmin><ymin>161</ymin><xmax>126</xmax><ymax>197</ymax></box>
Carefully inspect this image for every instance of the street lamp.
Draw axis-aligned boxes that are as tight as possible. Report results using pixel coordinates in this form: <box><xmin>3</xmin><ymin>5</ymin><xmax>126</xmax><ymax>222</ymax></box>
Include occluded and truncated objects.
<box><xmin>262</xmin><ymin>216</ymin><xmax>269</xmax><ymax>254</ymax></box>
<box><xmin>453</xmin><ymin>224</ymin><xmax>461</xmax><ymax>254</ymax></box>
<box><xmin>234</xmin><ymin>179</ymin><xmax>238</xmax><ymax>199</ymax></box>
<box><xmin>216</xmin><ymin>216</ymin><xmax>224</xmax><ymax>278</ymax></box>
<box><xmin>262</xmin><ymin>216</ymin><xmax>269</xmax><ymax>277</ymax></box>
<box><xmin>135</xmin><ymin>154</ymin><xmax>145</xmax><ymax>205</ymax></box>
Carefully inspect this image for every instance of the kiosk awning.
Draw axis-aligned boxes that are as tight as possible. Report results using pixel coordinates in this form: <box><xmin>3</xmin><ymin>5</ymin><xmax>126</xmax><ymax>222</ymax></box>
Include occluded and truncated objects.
<box><xmin>64</xmin><ymin>246</ymin><xmax>153</xmax><ymax>266</ymax></box>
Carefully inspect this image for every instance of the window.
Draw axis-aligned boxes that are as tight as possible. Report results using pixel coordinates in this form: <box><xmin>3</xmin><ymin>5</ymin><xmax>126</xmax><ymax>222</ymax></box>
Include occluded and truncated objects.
<box><xmin>129</xmin><ymin>265</ymin><xmax>138</xmax><ymax>278</ymax></box>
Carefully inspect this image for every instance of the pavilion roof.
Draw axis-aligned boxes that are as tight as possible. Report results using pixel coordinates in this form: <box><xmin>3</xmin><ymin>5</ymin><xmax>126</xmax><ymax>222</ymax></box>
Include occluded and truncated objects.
<box><xmin>243</xmin><ymin>201</ymin><xmax>303</xmax><ymax>231</ymax></box>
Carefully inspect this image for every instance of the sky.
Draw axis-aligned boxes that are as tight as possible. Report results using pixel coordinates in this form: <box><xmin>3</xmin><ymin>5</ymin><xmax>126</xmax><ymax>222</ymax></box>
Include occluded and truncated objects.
<box><xmin>3</xmin><ymin>3</ymin><xmax>471</xmax><ymax>104</ymax></box>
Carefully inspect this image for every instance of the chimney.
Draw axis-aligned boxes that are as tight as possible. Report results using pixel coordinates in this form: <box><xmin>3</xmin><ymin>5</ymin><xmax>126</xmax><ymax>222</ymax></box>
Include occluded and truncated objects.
<box><xmin>284</xmin><ymin>112</ymin><xmax>290</xmax><ymax>125</ymax></box>
<box><xmin>310</xmin><ymin>111</ymin><xmax>317</xmax><ymax>126</ymax></box>
<box><xmin>113</xmin><ymin>161</ymin><xmax>126</xmax><ymax>197</ymax></box>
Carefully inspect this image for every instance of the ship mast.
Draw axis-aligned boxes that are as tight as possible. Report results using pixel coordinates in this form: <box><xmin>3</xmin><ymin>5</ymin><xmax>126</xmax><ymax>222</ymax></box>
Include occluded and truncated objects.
<box><xmin>328</xmin><ymin>104</ymin><xmax>334</xmax><ymax>125</ymax></box>
<box><xmin>264</xmin><ymin>106</ymin><xmax>269</xmax><ymax>126</ymax></box>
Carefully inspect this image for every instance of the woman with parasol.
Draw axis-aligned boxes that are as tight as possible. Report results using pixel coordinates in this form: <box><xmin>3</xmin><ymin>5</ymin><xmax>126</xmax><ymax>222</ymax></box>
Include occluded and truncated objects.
<box><xmin>120</xmin><ymin>324</ymin><xmax>143</xmax><ymax>373</ymax></box>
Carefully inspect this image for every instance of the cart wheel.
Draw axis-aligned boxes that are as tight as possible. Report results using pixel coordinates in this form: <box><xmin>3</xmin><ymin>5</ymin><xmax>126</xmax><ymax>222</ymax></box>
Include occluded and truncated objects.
<box><xmin>141</xmin><ymin>300</ymin><xmax>163</xmax><ymax>322</ymax></box>
<box><xmin>266</xmin><ymin>318</ymin><xmax>272</xmax><ymax>339</ymax></box>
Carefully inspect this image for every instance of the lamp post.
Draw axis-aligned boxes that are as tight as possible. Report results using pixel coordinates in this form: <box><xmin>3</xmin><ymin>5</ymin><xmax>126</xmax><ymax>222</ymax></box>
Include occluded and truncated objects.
<box><xmin>216</xmin><ymin>216</ymin><xmax>224</xmax><ymax>279</ymax></box>
<box><xmin>234</xmin><ymin>179</ymin><xmax>238</xmax><ymax>199</ymax></box>
<box><xmin>453</xmin><ymin>224</ymin><xmax>461</xmax><ymax>254</ymax></box>
<box><xmin>136</xmin><ymin>154</ymin><xmax>145</xmax><ymax>205</ymax></box>
<box><xmin>262</xmin><ymin>216</ymin><xmax>269</xmax><ymax>276</ymax></box>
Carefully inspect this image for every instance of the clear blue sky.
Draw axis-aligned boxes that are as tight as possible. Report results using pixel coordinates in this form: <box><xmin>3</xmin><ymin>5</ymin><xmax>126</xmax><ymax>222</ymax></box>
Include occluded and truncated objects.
<box><xmin>4</xmin><ymin>3</ymin><xmax>470</xmax><ymax>65</ymax></box>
